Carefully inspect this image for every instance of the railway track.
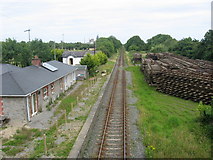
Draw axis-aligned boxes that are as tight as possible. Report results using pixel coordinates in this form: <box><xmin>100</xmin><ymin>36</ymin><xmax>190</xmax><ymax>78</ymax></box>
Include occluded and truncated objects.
<box><xmin>97</xmin><ymin>50</ymin><xmax>128</xmax><ymax>159</ymax></box>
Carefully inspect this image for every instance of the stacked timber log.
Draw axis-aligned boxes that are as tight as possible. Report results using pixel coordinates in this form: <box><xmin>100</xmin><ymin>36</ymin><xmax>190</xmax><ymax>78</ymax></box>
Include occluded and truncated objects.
<box><xmin>133</xmin><ymin>53</ymin><xmax>142</xmax><ymax>63</ymax></box>
<box><xmin>141</xmin><ymin>53</ymin><xmax>213</xmax><ymax>105</ymax></box>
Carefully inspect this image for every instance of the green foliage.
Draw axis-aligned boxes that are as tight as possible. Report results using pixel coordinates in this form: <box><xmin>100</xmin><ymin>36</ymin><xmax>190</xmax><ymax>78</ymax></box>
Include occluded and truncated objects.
<box><xmin>1</xmin><ymin>38</ymin><xmax>95</xmax><ymax>67</ymax></box>
<box><xmin>80</xmin><ymin>53</ymin><xmax>97</xmax><ymax>74</ymax></box>
<box><xmin>150</xmin><ymin>44</ymin><xmax>168</xmax><ymax>53</ymax></box>
<box><xmin>3</xmin><ymin>128</ymin><xmax>41</xmax><ymax>156</ymax></box>
<box><xmin>96</xmin><ymin>37</ymin><xmax>115</xmax><ymax>57</ymax></box>
<box><xmin>63</xmin><ymin>42</ymin><xmax>93</xmax><ymax>50</ymax></box>
<box><xmin>108</xmin><ymin>36</ymin><xmax>122</xmax><ymax>50</ymax></box>
<box><xmin>95</xmin><ymin>51</ymin><xmax>108</xmax><ymax>65</ymax></box>
<box><xmin>2</xmin><ymin>39</ymin><xmax>32</xmax><ymax>67</ymax></box>
<box><xmin>51</xmin><ymin>48</ymin><xmax>64</xmax><ymax>61</ymax></box>
<box><xmin>194</xmin><ymin>30</ymin><xmax>213</xmax><ymax>61</ymax></box>
<box><xmin>30</xmin><ymin>39</ymin><xmax>52</xmax><ymax>62</ymax></box>
<box><xmin>147</xmin><ymin>34</ymin><xmax>177</xmax><ymax>52</ymax></box>
<box><xmin>172</xmin><ymin>37</ymin><xmax>199</xmax><ymax>58</ymax></box>
<box><xmin>80</xmin><ymin>52</ymin><xmax>108</xmax><ymax>75</ymax></box>
<box><xmin>4</xmin><ymin>147</ymin><xmax>24</xmax><ymax>156</ymax></box>
<box><xmin>145</xmin><ymin>145</ymin><xmax>156</xmax><ymax>158</ymax></box>
<box><xmin>125</xmin><ymin>35</ymin><xmax>146</xmax><ymax>51</ymax></box>
<box><xmin>197</xmin><ymin>101</ymin><xmax>212</xmax><ymax>119</ymax></box>
<box><xmin>126</xmin><ymin>66</ymin><xmax>211</xmax><ymax>158</ymax></box>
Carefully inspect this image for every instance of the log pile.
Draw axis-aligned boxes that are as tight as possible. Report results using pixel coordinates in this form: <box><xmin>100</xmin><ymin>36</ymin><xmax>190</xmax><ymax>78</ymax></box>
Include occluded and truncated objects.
<box><xmin>133</xmin><ymin>53</ymin><xmax>142</xmax><ymax>63</ymax></box>
<box><xmin>141</xmin><ymin>53</ymin><xmax>213</xmax><ymax>104</ymax></box>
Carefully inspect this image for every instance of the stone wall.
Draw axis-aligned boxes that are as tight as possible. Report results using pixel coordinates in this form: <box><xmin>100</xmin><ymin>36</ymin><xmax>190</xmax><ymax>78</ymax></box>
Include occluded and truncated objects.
<box><xmin>3</xmin><ymin>97</ymin><xmax>27</xmax><ymax>124</ymax></box>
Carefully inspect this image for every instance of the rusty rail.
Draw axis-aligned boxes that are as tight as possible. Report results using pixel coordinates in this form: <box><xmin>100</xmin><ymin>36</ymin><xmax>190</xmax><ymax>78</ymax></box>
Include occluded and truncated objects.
<box><xmin>97</xmin><ymin>51</ymin><xmax>128</xmax><ymax>159</ymax></box>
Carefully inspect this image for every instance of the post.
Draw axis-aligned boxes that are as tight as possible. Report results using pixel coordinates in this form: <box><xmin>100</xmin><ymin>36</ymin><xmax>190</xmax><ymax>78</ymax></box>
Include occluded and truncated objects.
<box><xmin>65</xmin><ymin>110</ymin><xmax>67</xmax><ymax>125</ymax></box>
<box><xmin>43</xmin><ymin>134</ymin><xmax>47</xmax><ymax>155</ymax></box>
<box><xmin>54</xmin><ymin>42</ymin><xmax>56</xmax><ymax>60</ymax></box>
<box><xmin>70</xmin><ymin>102</ymin><xmax>73</xmax><ymax>112</ymax></box>
<box><xmin>76</xmin><ymin>96</ymin><xmax>78</xmax><ymax>104</ymax></box>
<box><xmin>56</xmin><ymin>120</ymin><xmax>58</xmax><ymax>135</ymax></box>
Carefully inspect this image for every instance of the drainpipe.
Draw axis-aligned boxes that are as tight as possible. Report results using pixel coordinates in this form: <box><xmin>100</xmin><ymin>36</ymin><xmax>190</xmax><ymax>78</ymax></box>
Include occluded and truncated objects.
<box><xmin>26</xmin><ymin>96</ymin><xmax>31</xmax><ymax>122</ymax></box>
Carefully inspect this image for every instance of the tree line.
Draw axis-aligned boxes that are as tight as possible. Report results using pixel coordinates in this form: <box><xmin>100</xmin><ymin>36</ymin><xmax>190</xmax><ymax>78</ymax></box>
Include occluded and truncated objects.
<box><xmin>125</xmin><ymin>30</ymin><xmax>213</xmax><ymax>61</ymax></box>
<box><xmin>80</xmin><ymin>36</ymin><xmax>122</xmax><ymax>74</ymax></box>
<box><xmin>1</xmin><ymin>30</ymin><xmax>212</xmax><ymax>67</ymax></box>
<box><xmin>1</xmin><ymin>35</ymin><xmax>122</xmax><ymax>67</ymax></box>
<box><xmin>1</xmin><ymin>39</ymin><xmax>94</xmax><ymax>67</ymax></box>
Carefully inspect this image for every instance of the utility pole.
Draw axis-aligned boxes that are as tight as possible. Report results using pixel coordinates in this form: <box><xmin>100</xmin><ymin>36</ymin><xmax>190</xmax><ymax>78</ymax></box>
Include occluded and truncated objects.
<box><xmin>94</xmin><ymin>40</ymin><xmax>96</xmax><ymax>55</ymax></box>
<box><xmin>62</xmin><ymin>34</ymin><xmax>64</xmax><ymax>49</ymax></box>
<box><xmin>54</xmin><ymin>42</ymin><xmax>56</xmax><ymax>60</ymax></box>
<box><xmin>24</xmin><ymin>29</ymin><xmax>31</xmax><ymax>42</ymax></box>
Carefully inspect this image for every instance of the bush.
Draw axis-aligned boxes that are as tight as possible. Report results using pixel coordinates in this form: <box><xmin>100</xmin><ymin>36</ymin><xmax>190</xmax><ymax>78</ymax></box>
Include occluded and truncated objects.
<box><xmin>80</xmin><ymin>52</ymin><xmax>108</xmax><ymax>75</ymax></box>
<box><xmin>197</xmin><ymin>101</ymin><xmax>212</xmax><ymax>122</ymax></box>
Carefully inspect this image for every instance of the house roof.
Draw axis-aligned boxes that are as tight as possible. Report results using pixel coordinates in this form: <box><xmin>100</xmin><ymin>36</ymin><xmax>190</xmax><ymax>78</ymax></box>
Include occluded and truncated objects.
<box><xmin>74</xmin><ymin>65</ymin><xmax>87</xmax><ymax>70</ymax></box>
<box><xmin>0</xmin><ymin>61</ymin><xmax>76</xmax><ymax>96</ymax></box>
<box><xmin>0</xmin><ymin>64</ymin><xmax>22</xmax><ymax>75</ymax></box>
<box><xmin>62</xmin><ymin>50</ymin><xmax>94</xmax><ymax>58</ymax></box>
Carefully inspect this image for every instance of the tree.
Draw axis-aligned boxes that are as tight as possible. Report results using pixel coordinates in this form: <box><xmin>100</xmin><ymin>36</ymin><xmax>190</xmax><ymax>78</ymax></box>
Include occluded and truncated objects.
<box><xmin>147</xmin><ymin>34</ymin><xmax>177</xmax><ymax>52</ymax></box>
<box><xmin>18</xmin><ymin>41</ymin><xmax>32</xmax><ymax>67</ymax></box>
<box><xmin>108</xmin><ymin>36</ymin><xmax>122</xmax><ymax>50</ymax></box>
<box><xmin>172</xmin><ymin>37</ymin><xmax>199</xmax><ymax>58</ymax></box>
<box><xmin>2</xmin><ymin>38</ymin><xmax>19</xmax><ymax>64</ymax></box>
<box><xmin>96</xmin><ymin>38</ymin><xmax>115</xmax><ymax>57</ymax></box>
<box><xmin>80</xmin><ymin>54</ymin><xmax>97</xmax><ymax>73</ymax></box>
<box><xmin>125</xmin><ymin>36</ymin><xmax>146</xmax><ymax>51</ymax></box>
<box><xmin>30</xmin><ymin>39</ymin><xmax>52</xmax><ymax>62</ymax></box>
<box><xmin>80</xmin><ymin>51</ymin><xmax>108</xmax><ymax>75</ymax></box>
<box><xmin>95</xmin><ymin>51</ymin><xmax>108</xmax><ymax>65</ymax></box>
<box><xmin>150</xmin><ymin>44</ymin><xmax>168</xmax><ymax>53</ymax></box>
<box><xmin>194</xmin><ymin>30</ymin><xmax>213</xmax><ymax>61</ymax></box>
<box><xmin>51</xmin><ymin>49</ymin><xmax>64</xmax><ymax>61</ymax></box>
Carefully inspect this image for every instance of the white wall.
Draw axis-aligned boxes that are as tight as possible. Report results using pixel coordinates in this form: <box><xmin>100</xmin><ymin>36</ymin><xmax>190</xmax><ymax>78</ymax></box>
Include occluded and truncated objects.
<box><xmin>63</xmin><ymin>56</ymin><xmax>82</xmax><ymax>65</ymax></box>
<box><xmin>64</xmin><ymin>71</ymin><xmax>76</xmax><ymax>90</ymax></box>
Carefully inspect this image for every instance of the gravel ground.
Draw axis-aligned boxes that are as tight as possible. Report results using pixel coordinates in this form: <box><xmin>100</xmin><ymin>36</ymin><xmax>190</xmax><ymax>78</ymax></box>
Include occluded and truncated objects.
<box><xmin>81</xmin><ymin>64</ymin><xmax>117</xmax><ymax>158</ymax></box>
<box><xmin>81</xmin><ymin>64</ymin><xmax>145</xmax><ymax>158</ymax></box>
<box><xmin>2</xmin><ymin>79</ymin><xmax>106</xmax><ymax>158</ymax></box>
<box><xmin>126</xmin><ymin>70</ymin><xmax>145</xmax><ymax>158</ymax></box>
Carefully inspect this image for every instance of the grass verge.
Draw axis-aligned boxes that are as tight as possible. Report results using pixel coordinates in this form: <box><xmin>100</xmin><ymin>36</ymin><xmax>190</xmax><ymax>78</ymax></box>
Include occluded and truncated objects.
<box><xmin>126</xmin><ymin>66</ymin><xmax>212</xmax><ymax>158</ymax></box>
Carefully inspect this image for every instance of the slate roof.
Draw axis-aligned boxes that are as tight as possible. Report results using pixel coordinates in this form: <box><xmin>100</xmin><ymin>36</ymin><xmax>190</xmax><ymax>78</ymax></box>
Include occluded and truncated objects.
<box><xmin>74</xmin><ymin>65</ymin><xmax>87</xmax><ymax>70</ymax></box>
<box><xmin>0</xmin><ymin>61</ymin><xmax>76</xmax><ymax>96</ymax></box>
<box><xmin>0</xmin><ymin>64</ymin><xmax>22</xmax><ymax>75</ymax></box>
<box><xmin>62</xmin><ymin>50</ymin><xmax>94</xmax><ymax>58</ymax></box>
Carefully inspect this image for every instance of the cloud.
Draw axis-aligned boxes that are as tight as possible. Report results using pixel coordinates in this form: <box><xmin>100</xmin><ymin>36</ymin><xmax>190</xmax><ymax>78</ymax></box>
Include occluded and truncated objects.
<box><xmin>0</xmin><ymin>0</ymin><xmax>211</xmax><ymax>43</ymax></box>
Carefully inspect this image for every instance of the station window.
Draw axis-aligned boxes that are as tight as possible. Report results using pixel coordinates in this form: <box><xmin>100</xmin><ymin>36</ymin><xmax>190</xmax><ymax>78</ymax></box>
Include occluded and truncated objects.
<box><xmin>43</xmin><ymin>87</ymin><xmax>48</xmax><ymax>99</ymax></box>
<box><xmin>51</xmin><ymin>83</ymin><xmax>54</xmax><ymax>94</ymax></box>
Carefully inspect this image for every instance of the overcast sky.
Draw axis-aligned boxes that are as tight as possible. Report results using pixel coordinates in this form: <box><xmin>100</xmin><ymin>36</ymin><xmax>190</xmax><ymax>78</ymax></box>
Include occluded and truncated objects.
<box><xmin>0</xmin><ymin>0</ymin><xmax>211</xmax><ymax>43</ymax></box>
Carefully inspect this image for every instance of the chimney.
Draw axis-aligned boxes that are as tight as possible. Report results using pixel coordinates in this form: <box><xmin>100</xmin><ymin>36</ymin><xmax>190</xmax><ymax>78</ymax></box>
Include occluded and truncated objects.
<box><xmin>32</xmin><ymin>56</ymin><xmax>41</xmax><ymax>66</ymax></box>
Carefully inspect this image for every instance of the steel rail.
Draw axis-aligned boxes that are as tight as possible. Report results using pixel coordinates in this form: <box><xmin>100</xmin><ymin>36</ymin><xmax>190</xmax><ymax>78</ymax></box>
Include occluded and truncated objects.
<box><xmin>97</xmin><ymin>57</ymin><xmax>120</xmax><ymax>159</ymax></box>
<box><xmin>97</xmin><ymin>52</ymin><xmax>127</xmax><ymax>159</ymax></box>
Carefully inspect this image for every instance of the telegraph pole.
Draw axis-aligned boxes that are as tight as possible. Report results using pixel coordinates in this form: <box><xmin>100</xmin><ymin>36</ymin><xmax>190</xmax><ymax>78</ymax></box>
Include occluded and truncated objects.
<box><xmin>94</xmin><ymin>40</ymin><xmax>96</xmax><ymax>55</ymax></box>
<box><xmin>62</xmin><ymin>34</ymin><xmax>64</xmax><ymax>49</ymax></box>
<box><xmin>54</xmin><ymin>42</ymin><xmax>56</xmax><ymax>60</ymax></box>
<box><xmin>24</xmin><ymin>29</ymin><xmax>31</xmax><ymax>42</ymax></box>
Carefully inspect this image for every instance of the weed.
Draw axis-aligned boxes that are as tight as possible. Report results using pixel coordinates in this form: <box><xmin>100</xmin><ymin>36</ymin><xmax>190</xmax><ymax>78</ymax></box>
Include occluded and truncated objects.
<box><xmin>127</xmin><ymin>66</ymin><xmax>211</xmax><ymax>158</ymax></box>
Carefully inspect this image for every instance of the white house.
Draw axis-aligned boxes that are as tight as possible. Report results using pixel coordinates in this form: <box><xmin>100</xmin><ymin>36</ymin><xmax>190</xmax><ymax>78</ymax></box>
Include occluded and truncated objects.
<box><xmin>62</xmin><ymin>50</ymin><xmax>94</xmax><ymax>66</ymax></box>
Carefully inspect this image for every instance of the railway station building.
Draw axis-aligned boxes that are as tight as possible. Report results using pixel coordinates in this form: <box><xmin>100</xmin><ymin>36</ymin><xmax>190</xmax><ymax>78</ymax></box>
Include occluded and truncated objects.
<box><xmin>0</xmin><ymin>57</ymin><xmax>77</xmax><ymax>125</ymax></box>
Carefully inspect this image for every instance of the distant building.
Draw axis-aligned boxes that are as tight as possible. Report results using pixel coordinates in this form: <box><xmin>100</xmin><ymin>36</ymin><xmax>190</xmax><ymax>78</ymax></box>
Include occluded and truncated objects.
<box><xmin>0</xmin><ymin>57</ymin><xmax>77</xmax><ymax>125</ymax></box>
<box><xmin>88</xmin><ymin>38</ymin><xmax>95</xmax><ymax>44</ymax></box>
<box><xmin>74</xmin><ymin>65</ymin><xmax>88</xmax><ymax>80</ymax></box>
<box><xmin>62</xmin><ymin>50</ymin><xmax>94</xmax><ymax>66</ymax></box>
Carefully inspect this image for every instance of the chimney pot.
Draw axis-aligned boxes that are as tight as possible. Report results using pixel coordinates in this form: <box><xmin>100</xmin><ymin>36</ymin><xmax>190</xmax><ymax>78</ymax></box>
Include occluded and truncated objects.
<box><xmin>32</xmin><ymin>56</ymin><xmax>41</xmax><ymax>66</ymax></box>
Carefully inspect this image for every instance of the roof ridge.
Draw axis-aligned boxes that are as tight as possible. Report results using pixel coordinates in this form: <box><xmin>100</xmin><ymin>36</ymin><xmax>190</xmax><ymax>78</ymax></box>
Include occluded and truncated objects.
<box><xmin>8</xmin><ymin>72</ymin><xmax>26</xmax><ymax>95</ymax></box>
